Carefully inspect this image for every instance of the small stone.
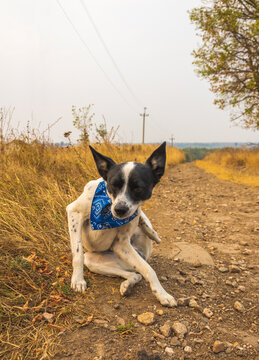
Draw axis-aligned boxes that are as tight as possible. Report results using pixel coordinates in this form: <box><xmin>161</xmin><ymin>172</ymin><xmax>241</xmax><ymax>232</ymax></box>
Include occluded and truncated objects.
<box><xmin>184</xmin><ymin>346</ymin><xmax>192</xmax><ymax>353</ymax></box>
<box><xmin>116</xmin><ymin>316</ymin><xmax>125</xmax><ymax>326</ymax></box>
<box><xmin>93</xmin><ymin>319</ymin><xmax>109</xmax><ymax>328</ymax></box>
<box><xmin>190</xmin><ymin>276</ymin><xmax>199</xmax><ymax>285</ymax></box>
<box><xmin>193</xmin><ymin>338</ymin><xmax>204</xmax><ymax>344</ymax></box>
<box><xmin>165</xmin><ymin>347</ymin><xmax>174</xmax><ymax>355</ymax></box>
<box><xmin>137</xmin><ymin>312</ymin><xmax>155</xmax><ymax>325</ymax></box>
<box><xmin>161</xmin><ymin>276</ymin><xmax>168</xmax><ymax>281</ymax></box>
<box><xmin>172</xmin><ymin>321</ymin><xmax>188</xmax><ymax>337</ymax></box>
<box><xmin>171</xmin><ymin>337</ymin><xmax>181</xmax><ymax>346</ymax></box>
<box><xmin>232</xmin><ymin>280</ymin><xmax>238</xmax><ymax>287</ymax></box>
<box><xmin>153</xmin><ymin>331</ymin><xmax>165</xmax><ymax>339</ymax></box>
<box><xmin>213</xmin><ymin>340</ymin><xmax>226</xmax><ymax>353</ymax></box>
<box><xmin>114</xmin><ymin>304</ymin><xmax>120</xmax><ymax>309</ymax></box>
<box><xmin>189</xmin><ymin>299</ymin><xmax>199</xmax><ymax>309</ymax></box>
<box><xmin>226</xmin><ymin>279</ymin><xmax>237</xmax><ymax>287</ymax></box>
<box><xmin>203</xmin><ymin>308</ymin><xmax>213</xmax><ymax>318</ymax></box>
<box><xmin>156</xmin><ymin>309</ymin><xmax>164</xmax><ymax>315</ymax></box>
<box><xmin>177</xmin><ymin>297</ymin><xmax>190</xmax><ymax>306</ymax></box>
<box><xmin>225</xmin><ymin>343</ymin><xmax>233</xmax><ymax>353</ymax></box>
<box><xmin>43</xmin><ymin>312</ymin><xmax>54</xmax><ymax>323</ymax></box>
<box><xmin>202</xmin><ymin>293</ymin><xmax>210</xmax><ymax>299</ymax></box>
<box><xmin>160</xmin><ymin>320</ymin><xmax>171</xmax><ymax>337</ymax></box>
<box><xmin>234</xmin><ymin>301</ymin><xmax>245</xmax><ymax>312</ymax></box>
<box><xmin>238</xmin><ymin>285</ymin><xmax>245</xmax><ymax>292</ymax></box>
<box><xmin>243</xmin><ymin>249</ymin><xmax>252</xmax><ymax>255</ymax></box>
<box><xmin>240</xmin><ymin>240</ymin><xmax>249</xmax><ymax>246</ymax></box>
<box><xmin>218</xmin><ymin>266</ymin><xmax>228</xmax><ymax>273</ymax></box>
<box><xmin>172</xmin><ymin>275</ymin><xmax>186</xmax><ymax>284</ymax></box>
<box><xmin>156</xmin><ymin>341</ymin><xmax>166</xmax><ymax>348</ymax></box>
<box><xmin>229</xmin><ymin>265</ymin><xmax>240</xmax><ymax>273</ymax></box>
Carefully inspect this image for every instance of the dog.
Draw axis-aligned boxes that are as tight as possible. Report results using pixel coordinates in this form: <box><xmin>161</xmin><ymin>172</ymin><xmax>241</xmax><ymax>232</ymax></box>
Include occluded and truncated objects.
<box><xmin>66</xmin><ymin>142</ymin><xmax>177</xmax><ymax>307</ymax></box>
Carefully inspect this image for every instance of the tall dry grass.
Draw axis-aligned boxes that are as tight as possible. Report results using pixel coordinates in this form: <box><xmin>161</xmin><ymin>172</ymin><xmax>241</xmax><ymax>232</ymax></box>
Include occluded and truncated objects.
<box><xmin>0</xmin><ymin>141</ymin><xmax>185</xmax><ymax>359</ymax></box>
<box><xmin>196</xmin><ymin>146</ymin><xmax>259</xmax><ymax>186</ymax></box>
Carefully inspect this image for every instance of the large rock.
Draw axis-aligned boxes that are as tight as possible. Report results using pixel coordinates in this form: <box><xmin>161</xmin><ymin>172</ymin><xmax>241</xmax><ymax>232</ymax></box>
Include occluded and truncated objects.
<box><xmin>170</xmin><ymin>242</ymin><xmax>214</xmax><ymax>266</ymax></box>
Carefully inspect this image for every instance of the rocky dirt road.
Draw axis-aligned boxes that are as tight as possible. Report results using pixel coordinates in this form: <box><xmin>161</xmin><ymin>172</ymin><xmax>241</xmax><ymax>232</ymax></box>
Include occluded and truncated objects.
<box><xmin>55</xmin><ymin>163</ymin><xmax>259</xmax><ymax>360</ymax></box>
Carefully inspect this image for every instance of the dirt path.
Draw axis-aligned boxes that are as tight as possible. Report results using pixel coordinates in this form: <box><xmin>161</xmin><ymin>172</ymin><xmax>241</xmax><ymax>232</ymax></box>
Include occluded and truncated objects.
<box><xmin>55</xmin><ymin>163</ymin><xmax>259</xmax><ymax>360</ymax></box>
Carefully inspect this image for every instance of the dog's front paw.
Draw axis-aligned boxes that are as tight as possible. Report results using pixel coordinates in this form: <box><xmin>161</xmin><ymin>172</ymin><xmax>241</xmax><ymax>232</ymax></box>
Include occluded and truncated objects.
<box><xmin>71</xmin><ymin>277</ymin><xmax>87</xmax><ymax>292</ymax></box>
<box><xmin>156</xmin><ymin>291</ymin><xmax>177</xmax><ymax>307</ymax></box>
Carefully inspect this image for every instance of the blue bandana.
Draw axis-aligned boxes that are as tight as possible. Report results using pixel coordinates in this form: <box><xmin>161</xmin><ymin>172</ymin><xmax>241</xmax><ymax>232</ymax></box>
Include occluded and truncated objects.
<box><xmin>90</xmin><ymin>181</ymin><xmax>138</xmax><ymax>230</ymax></box>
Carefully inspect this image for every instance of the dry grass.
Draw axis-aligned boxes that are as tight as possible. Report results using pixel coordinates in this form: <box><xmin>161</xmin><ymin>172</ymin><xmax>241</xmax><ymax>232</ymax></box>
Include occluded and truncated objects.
<box><xmin>0</xmin><ymin>141</ymin><xmax>185</xmax><ymax>359</ymax></box>
<box><xmin>196</xmin><ymin>146</ymin><xmax>259</xmax><ymax>187</ymax></box>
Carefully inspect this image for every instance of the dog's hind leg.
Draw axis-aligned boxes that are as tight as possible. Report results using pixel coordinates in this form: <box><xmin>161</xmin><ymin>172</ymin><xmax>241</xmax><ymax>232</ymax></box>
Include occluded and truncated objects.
<box><xmin>84</xmin><ymin>252</ymin><xmax>142</xmax><ymax>296</ymax></box>
<box><xmin>139</xmin><ymin>211</ymin><xmax>161</xmax><ymax>244</ymax></box>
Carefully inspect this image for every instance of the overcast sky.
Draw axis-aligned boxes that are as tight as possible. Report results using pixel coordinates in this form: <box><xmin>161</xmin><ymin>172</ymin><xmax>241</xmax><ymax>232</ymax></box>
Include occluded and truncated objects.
<box><xmin>0</xmin><ymin>0</ymin><xmax>258</xmax><ymax>144</ymax></box>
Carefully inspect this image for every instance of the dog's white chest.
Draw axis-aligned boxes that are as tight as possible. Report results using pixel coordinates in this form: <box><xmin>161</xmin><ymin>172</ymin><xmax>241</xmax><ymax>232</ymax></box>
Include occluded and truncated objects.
<box><xmin>82</xmin><ymin>222</ymin><xmax>117</xmax><ymax>252</ymax></box>
<box><xmin>82</xmin><ymin>217</ymin><xmax>138</xmax><ymax>253</ymax></box>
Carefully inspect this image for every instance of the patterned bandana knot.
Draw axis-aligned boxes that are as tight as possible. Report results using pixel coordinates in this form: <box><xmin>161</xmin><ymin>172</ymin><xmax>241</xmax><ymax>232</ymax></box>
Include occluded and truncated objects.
<box><xmin>90</xmin><ymin>181</ymin><xmax>138</xmax><ymax>230</ymax></box>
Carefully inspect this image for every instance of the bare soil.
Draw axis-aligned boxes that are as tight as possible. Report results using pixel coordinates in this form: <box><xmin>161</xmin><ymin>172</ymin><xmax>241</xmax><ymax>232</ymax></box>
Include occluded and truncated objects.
<box><xmin>54</xmin><ymin>163</ymin><xmax>259</xmax><ymax>360</ymax></box>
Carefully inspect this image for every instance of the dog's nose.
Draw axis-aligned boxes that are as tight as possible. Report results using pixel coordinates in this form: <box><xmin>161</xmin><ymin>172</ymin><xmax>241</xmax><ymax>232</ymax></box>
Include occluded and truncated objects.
<box><xmin>114</xmin><ymin>204</ymin><xmax>129</xmax><ymax>217</ymax></box>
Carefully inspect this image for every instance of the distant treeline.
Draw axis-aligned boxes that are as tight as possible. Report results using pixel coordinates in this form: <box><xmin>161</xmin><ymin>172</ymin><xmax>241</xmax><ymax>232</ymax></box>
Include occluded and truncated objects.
<box><xmin>174</xmin><ymin>142</ymin><xmax>253</xmax><ymax>149</ymax></box>
<box><xmin>183</xmin><ymin>147</ymin><xmax>216</xmax><ymax>162</ymax></box>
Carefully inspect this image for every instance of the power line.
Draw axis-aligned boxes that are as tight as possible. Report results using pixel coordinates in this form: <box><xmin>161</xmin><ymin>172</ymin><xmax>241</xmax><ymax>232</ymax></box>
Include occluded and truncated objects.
<box><xmin>42</xmin><ymin>117</ymin><xmax>62</xmax><ymax>134</ymax></box>
<box><xmin>80</xmin><ymin>0</ymin><xmax>143</xmax><ymax>108</ymax></box>
<box><xmin>55</xmin><ymin>0</ymin><xmax>138</xmax><ymax>113</ymax></box>
<box><xmin>56</xmin><ymin>1</ymin><xmax>169</xmax><ymax>143</ymax></box>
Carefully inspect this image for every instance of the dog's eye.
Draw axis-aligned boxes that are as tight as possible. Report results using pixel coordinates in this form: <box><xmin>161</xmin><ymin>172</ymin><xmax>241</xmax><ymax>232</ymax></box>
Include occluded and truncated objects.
<box><xmin>134</xmin><ymin>187</ymin><xmax>143</xmax><ymax>194</ymax></box>
<box><xmin>111</xmin><ymin>180</ymin><xmax>124</xmax><ymax>189</ymax></box>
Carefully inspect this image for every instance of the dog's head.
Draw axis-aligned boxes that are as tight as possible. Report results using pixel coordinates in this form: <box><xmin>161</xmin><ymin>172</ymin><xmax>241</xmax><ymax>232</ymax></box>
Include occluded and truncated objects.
<box><xmin>89</xmin><ymin>142</ymin><xmax>166</xmax><ymax>219</ymax></box>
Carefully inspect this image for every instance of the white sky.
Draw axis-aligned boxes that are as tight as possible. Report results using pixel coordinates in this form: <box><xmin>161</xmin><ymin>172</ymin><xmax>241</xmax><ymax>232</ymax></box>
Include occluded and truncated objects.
<box><xmin>0</xmin><ymin>0</ymin><xmax>258</xmax><ymax>144</ymax></box>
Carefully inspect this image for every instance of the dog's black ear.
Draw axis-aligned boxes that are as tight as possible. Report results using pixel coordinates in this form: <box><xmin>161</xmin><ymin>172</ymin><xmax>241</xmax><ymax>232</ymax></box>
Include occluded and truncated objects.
<box><xmin>146</xmin><ymin>142</ymin><xmax>166</xmax><ymax>185</ymax></box>
<box><xmin>89</xmin><ymin>146</ymin><xmax>116</xmax><ymax>180</ymax></box>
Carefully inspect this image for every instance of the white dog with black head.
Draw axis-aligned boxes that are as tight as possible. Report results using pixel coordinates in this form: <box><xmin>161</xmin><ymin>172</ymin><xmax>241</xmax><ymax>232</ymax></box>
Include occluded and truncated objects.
<box><xmin>66</xmin><ymin>142</ymin><xmax>177</xmax><ymax>307</ymax></box>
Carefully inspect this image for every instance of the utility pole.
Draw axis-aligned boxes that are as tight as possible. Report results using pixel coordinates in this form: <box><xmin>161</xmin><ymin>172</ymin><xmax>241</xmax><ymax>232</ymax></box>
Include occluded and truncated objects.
<box><xmin>140</xmin><ymin>107</ymin><xmax>149</xmax><ymax>144</ymax></box>
<box><xmin>170</xmin><ymin>134</ymin><xmax>175</xmax><ymax>147</ymax></box>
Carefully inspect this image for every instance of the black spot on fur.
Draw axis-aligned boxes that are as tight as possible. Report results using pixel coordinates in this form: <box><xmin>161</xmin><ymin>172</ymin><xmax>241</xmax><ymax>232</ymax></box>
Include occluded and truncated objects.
<box><xmin>127</xmin><ymin>164</ymin><xmax>154</xmax><ymax>203</ymax></box>
<box><xmin>106</xmin><ymin>164</ymin><xmax>125</xmax><ymax>198</ymax></box>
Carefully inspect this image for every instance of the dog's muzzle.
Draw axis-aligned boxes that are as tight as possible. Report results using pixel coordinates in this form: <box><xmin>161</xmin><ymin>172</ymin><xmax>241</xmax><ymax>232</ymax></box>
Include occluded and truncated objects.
<box><xmin>114</xmin><ymin>204</ymin><xmax>129</xmax><ymax>218</ymax></box>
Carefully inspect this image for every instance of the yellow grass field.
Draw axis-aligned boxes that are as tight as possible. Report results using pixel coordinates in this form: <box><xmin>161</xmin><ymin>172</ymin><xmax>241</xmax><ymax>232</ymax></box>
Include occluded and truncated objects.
<box><xmin>0</xmin><ymin>142</ymin><xmax>185</xmax><ymax>359</ymax></box>
<box><xmin>196</xmin><ymin>147</ymin><xmax>259</xmax><ymax>187</ymax></box>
